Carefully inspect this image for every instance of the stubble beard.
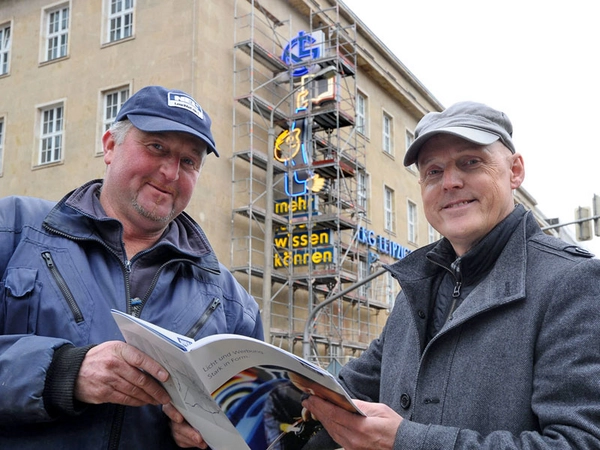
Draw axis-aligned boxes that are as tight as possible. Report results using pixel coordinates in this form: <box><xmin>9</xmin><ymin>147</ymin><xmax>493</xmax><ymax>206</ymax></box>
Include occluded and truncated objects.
<box><xmin>131</xmin><ymin>198</ymin><xmax>176</xmax><ymax>223</ymax></box>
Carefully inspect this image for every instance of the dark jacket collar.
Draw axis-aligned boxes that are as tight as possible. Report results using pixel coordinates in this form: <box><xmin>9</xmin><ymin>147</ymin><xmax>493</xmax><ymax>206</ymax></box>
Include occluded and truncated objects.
<box><xmin>386</xmin><ymin>205</ymin><xmax>532</xmax><ymax>283</ymax></box>
<box><xmin>43</xmin><ymin>179</ymin><xmax>220</xmax><ymax>272</ymax></box>
<box><xmin>385</xmin><ymin>206</ymin><xmax>539</xmax><ymax>350</ymax></box>
<box><xmin>425</xmin><ymin>205</ymin><xmax>527</xmax><ymax>287</ymax></box>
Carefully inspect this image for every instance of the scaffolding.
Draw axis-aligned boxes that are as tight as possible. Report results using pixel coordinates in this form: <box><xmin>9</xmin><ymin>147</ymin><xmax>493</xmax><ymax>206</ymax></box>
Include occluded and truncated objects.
<box><xmin>231</xmin><ymin>0</ymin><xmax>388</xmax><ymax>369</ymax></box>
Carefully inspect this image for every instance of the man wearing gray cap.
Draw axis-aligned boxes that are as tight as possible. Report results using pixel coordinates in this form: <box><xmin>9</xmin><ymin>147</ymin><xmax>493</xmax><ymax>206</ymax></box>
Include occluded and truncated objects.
<box><xmin>303</xmin><ymin>101</ymin><xmax>600</xmax><ymax>449</ymax></box>
<box><xmin>0</xmin><ymin>86</ymin><xmax>262</xmax><ymax>449</ymax></box>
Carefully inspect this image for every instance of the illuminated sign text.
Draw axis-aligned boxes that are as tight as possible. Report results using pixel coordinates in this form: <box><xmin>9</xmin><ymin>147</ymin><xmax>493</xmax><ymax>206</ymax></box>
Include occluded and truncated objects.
<box><xmin>274</xmin><ymin>247</ymin><xmax>334</xmax><ymax>268</ymax></box>
<box><xmin>357</xmin><ymin>226</ymin><xmax>411</xmax><ymax>260</ymax></box>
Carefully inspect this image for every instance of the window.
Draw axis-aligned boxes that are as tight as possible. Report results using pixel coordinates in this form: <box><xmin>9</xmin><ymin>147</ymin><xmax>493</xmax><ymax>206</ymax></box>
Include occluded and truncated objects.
<box><xmin>357</xmin><ymin>170</ymin><xmax>369</xmax><ymax>214</ymax></box>
<box><xmin>385</xmin><ymin>272</ymin><xmax>396</xmax><ymax>308</ymax></box>
<box><xmin>428</xmin><ymin>224</ymin><xmax>438</xmax><ymax>244</ymax></box>
<box><xmin>358</xmin><ymin>259</ymin><xmax>369</xmax><ymax>297</ymax></box>
<box><xmin>103</xmin><ymin>87</ymin><xmax>129</xmax><ymax>132</ymax></box>
<box><xmin>384</xmin><ymin>186</ymin><xmax>395</xmax><ymax>231</ymax></box>
<box><xmin>44</xmin><ymin>5</ymin><xmax>69</xmax><ymax>61</ymax></box>
<box><xmin>39</xmin><ymin>104</ymin><xmax>64</xmax><ymax>165</ymax></box>
<box><xmin>405</xmin><ymin>129</ymin><xmax>415</xmax><ymax>169</ymax></box>
<box><xmin>356</xmin><ymin>92</ymin><xmax>367</xmax><ymax>135</ymax></box>
<box><xmin>382</xmin><ymin>112</ymin><xmax>393</xmax><ymax>155</ymax></box>
<box><xmin>0</xmin><ymin>118</ymin><xmax>4</xmax><ymax>175</ymax></box>
<box><xmin>0</xmin><ymin>23</ymin><xmax>11</xmax><ymax>75</ymax></box>
<box><xmin>106</xmin><ymin>0</ymin><xmax>135</xmax><ymax>42</ymax></box>
<box><xmin>407</xmin><ymin>200</ymin><xmax>417</xmax><ymax>243</ymax></box>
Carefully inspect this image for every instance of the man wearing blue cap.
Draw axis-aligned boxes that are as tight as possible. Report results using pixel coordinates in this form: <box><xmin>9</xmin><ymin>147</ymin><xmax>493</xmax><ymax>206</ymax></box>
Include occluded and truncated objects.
<box><xmin>0</xmin><ymin>86</ymin><xmax>262</xmax><ymax>449</ymax></box>
<box><xmin>303</xmin><ymin>101</ymin><xmax>600</xmax><ymax>449</ymax></box>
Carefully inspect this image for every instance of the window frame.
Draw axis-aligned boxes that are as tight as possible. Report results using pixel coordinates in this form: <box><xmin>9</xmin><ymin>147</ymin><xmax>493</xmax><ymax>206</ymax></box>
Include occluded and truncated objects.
<box><xmin>358</xmin><ymin>258</ymin><xmax>369</xmax><ymax>297</ymax></box>
<box><xmin>98</xmin><ymin>85</ymin><xmax>130</xmax><ymax>154</ymax></box>
<box><xmin>43</xmin><ymin>3</ymin><xmax>70</xmax><ymax>63</ymax></box>
<box><xmin>356</xmin><ymin>91</ymin><xmax>367</xmax><ymax>136</ymax></box>
<box><xmin>428</xmin><ymin>223</ymin><xmax>438</xmax><ymax>244</ymax></box>
<box><xmin>407</xmin><ymin>200</ymin><xmax>417</xmax><ymax>243</ymax></box>
<box><xmin>37</xmin><ymin>102</ymin><xmax>65</xmax><ymax>166</ymax></box>
<box><xmin>405</xmin><ymin>128</ymin><xmax>415</xmax><ymax>170</ymax></box>
<box><xmin>356</xmin><ymin>170</ymin><xmax>369</xmax><ymax>215</ymax></box>
<box><xmin>384</xmin><ymin>185</ymin><xmax>395</xmax><ymax>232</ymax></box>
<box><xmin>102</xmin><ymin>87</ymin><xmax>130</xmax><ymax>131</ymax></box>
<box><xmin>104</xmin><ymin>0</ymin><xmax>135</xmax><ymax>44</ymax></box>
<box><xmin>385</xmin><ymin>272</ymin><xmax>396</xmax><ymax>308</ymax></box>
<box><xmin>0</xmin><ymin>22</ymin><xmax>11</xmax><ymax>76</ymax></box>
<box><xmin>0</xmin><ymin>117</ymin><xmax>4</xmax><ymax>176</ymax></box>
<box><xmin>382</xmin><ymin>111</ymin><xmax>393</xmax><ymax>155</ymax></box>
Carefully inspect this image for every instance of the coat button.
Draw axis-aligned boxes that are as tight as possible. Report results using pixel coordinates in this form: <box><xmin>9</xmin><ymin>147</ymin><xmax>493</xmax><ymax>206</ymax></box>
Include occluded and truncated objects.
<box><xmin>400</xmin><ymin>393</ymin><xmax>411</xmax><ymax>409</ymax></box>
<box><xmin>417</xmin><ymin>309</ymin><xmax>426</xmax><ymax>319</ymax></box>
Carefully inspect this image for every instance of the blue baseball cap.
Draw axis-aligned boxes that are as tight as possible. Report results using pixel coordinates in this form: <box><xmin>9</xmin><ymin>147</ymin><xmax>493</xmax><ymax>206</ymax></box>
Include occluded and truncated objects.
<box><xmin>115</xmin><ymin>85</ymin><xmax>218</xmax><ymax>157</ymax></box>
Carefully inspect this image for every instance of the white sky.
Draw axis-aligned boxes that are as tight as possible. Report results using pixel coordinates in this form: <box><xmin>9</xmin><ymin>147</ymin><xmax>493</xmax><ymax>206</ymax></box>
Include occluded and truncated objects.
<box><xmin>342</xmin><ymin>0</ymin><xmax>600</xmax><ymax>254</ymax></box>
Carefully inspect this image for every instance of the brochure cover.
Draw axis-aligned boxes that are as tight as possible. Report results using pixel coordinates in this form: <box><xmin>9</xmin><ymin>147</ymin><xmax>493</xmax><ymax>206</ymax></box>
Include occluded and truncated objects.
<box><xmin>111</xmin><ymin>310</ymin><xmax>363</xmax><ymax>450</ymax></box>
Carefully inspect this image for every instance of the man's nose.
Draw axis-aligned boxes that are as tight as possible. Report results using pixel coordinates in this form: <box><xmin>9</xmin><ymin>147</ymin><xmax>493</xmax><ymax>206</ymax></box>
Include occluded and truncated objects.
<box><xmin>442</xmin><ymin>165</ymin><xmax>463</xmax><ymax>190</ymax></box>
<box><xmin>161</xmin><ymin>156</ymin><xmax>180</xmax><ymax>181</ymax></box>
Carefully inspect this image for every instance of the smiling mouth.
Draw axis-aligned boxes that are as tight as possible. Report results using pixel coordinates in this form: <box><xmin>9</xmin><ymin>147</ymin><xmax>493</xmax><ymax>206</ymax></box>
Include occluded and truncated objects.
<box><xmin>443</xmin><ymin>200</ymin><xmax>474</xmax><ymax>210</ymax></box>
<box><xmin>149</xmin><ymin>183</ymin><xmax>172</xmax><ymax>196</ymax></box>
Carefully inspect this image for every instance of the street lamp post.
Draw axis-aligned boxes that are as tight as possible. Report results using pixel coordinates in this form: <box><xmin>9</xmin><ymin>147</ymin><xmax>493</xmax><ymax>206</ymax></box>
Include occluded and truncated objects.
<box><xmin>261</xmin><ymin>65</ymin><xmax>337</xmax><ymax>341</ymax></box>
<box><xmin>301</xmin><ymin>267</ymin><xmax>387</xmax><ymax>360</ymax></box>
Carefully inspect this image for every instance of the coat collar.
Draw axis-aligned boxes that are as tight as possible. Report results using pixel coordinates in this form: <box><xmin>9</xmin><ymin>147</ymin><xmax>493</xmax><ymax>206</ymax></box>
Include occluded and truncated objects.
<box><xmin>386</xmin><ymin>208</ymin><xmax>541</xmax><ymax>323</ymax></box>
<box><xmin>43</xmin><ymin>179</ymin><xmax>220</xmax><ymax>273</ymax></box>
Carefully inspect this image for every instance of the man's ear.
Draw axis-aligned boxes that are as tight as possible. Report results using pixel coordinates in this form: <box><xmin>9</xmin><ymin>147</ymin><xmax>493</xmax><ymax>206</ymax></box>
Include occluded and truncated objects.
<box><xmin>510</xmin><ymin>153</ymin><xmax>525</xmax><ymax>189</ymax></box>
<box><xmin>102</xmin><ymin>130</ymin><xmax>116</xmax><ymax>165</ymax></box>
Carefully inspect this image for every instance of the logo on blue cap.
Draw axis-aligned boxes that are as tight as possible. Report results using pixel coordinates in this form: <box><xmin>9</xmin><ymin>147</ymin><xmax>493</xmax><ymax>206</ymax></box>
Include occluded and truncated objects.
<box><xmin>167</xmin><ymin>92</ymin><xmax>205</xmax><ymax>120</ymax></box>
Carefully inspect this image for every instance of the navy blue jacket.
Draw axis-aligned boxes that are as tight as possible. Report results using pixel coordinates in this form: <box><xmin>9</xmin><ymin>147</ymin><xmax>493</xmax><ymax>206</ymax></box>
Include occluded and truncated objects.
<box><xmin>0</xmin><ymin>181</ymin><xmax>263</xmax><ymax>449</ymax></box>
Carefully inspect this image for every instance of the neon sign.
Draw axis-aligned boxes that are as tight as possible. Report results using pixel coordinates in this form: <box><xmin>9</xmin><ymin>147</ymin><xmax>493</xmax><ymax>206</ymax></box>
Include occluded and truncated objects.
<box><xmin>274</xmin><ymin>196</ymin><xmax>317</xmax><ymax>215</ymax></box>
<box><xmin>357</xmin><ymin>226</ymin><xmax>411</xmax><ymax>260</ymax></box>
<box><xmin>274</xmin><ymin>74</ymin><xmax>325</xmax><ymax>197</ymax></box>
<box><xmin>274</xmin><ymin>229</ymin><xmax>332</xmax><ymax>249</ymax></box>
<box><xmin>274</xmin><ymin>246</ymin><xmax>335</xmax><ymax>268</ymax></box>
<box><xmin>281</xmin><ymin>31</ymin><xmax>324</xmax><ymax>77</ymax></box>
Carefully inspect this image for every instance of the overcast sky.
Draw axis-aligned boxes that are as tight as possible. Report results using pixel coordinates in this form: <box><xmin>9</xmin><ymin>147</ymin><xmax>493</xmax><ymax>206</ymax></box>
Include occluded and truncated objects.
<box><xmin>342</xmin><ymin>0</ymin><xmax>600</xmax><ymax>254</ymax></box>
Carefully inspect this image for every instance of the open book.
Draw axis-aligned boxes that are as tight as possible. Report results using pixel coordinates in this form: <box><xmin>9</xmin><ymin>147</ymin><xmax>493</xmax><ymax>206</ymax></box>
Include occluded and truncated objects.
<box><xmin>111</xmin><ymin>310</ymin><xmax>363</xmax><ymax>450</ymax></box>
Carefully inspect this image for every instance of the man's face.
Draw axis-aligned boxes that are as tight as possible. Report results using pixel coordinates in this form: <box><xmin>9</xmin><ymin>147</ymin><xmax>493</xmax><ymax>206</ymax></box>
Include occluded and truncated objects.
<box><xmin>417</xmin><ymin>134</ymin><xmax>524</xmax><ymax>255</ymax></box>
<box><xmin>101</xmin><ymin>126</ymin><xmax>207</xmax><ymax>233</ymax></box>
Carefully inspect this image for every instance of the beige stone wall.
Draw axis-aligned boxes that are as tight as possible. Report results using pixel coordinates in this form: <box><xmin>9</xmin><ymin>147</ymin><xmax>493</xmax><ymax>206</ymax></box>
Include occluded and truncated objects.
<box><xmin>0</xmin><ymin>1</ymin><xmax>445</xmax><ymax>350</ymax></box>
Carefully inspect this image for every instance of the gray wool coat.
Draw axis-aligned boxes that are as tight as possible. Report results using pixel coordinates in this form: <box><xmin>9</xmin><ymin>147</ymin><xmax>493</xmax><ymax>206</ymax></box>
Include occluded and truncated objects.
<box><xmin>338</xmin><ymin>210</ymin><xmax>600</xmax><ymax>449</ymax></box>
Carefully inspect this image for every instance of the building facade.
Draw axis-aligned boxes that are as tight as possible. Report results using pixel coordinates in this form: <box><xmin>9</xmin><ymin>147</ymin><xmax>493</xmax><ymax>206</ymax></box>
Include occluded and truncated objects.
<box><xmin>0</xmin><ymin>0</ymin><xmax>558</xmax><ymax>368</ymax></box>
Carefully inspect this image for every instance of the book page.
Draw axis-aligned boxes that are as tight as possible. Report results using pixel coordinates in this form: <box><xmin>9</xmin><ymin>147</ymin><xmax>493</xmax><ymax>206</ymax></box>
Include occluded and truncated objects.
<box><xmin>185</xmin><ymin>333</ymin><xmax>361</xmax><ymax>414</ymax></box>
<box><xmin>112</xmin><ymin>310</ymin><xmax>250</xmax><ymax>450</ymax></box>
<box><xmin>111</xmin><ymin>310</ymin><xmax>363</xmax><ymax>450</ymax></box>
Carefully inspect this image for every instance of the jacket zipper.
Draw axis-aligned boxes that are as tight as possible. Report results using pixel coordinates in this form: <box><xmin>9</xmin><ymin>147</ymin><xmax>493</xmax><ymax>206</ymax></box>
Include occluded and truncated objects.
<box><xmin>445</xmin><ymin>258</ymin><xmax>463</xmax><ymax>323</ymax></box>
<box><xmin>428</xmin><ymin>255</ymin><xmax>463</xmax><ymax>325</ymax></box>
<box><xmin>43</xmin><ymin>224</ymin><xmax>221</xmax><ymax>449</ymax></box>
<box><xmin>132</xmin><ymin>258</ymin><xmax>220</xmax><ymax>317</ymax></box>
<box><xmin>41</xmin><ymin>251</ymin><xmax>84</xmax><ymax>323</ymax></box>
<box><xmin>185</xmin><ymin>297</ymin><xmax>221</xmax><ymax>338</ymax></box>
<box><xmin>41</xmin><ymin>226</ymin><xmax>131</xmax><ymax>450</ymax></box>
<box><xmin>107</xmin><ymin>404</ymin><xmax>125</xmax><ymax>450</ymax></box>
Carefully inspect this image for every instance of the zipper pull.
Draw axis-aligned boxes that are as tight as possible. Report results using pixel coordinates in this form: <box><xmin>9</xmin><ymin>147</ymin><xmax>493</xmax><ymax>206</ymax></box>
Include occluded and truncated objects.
<box><xmin>42</xmin><ymin>252</ymin><xmax>54</xmax><ymax>268</ymax></box>
<box><xmin>130</xmin><ymin>297</ymin><xmax>142</xmax><ymax>317</ymax></box>
<box><xmin>208</xmin><ymin>297</ymin><xmax>220</xmax><ymax>311</ymax></box>
<box><xmin>453</xmin><ymin>281</ymin><xmax>462</xmax><ymax>298</ymax></box>
<box><xmin>125</xmin><ymin>260</ymin><xmax>132</xmax><ymax>273</ymax></box>
<box><xmin>450</xmin><ymin>257</ymin><xmax>462</xmax><ymax>298</ymax></box>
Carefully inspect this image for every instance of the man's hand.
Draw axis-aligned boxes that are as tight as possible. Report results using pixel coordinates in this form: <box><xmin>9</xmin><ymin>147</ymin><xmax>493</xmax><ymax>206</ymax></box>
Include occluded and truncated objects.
<box><xmin>74</xmin><ymin>341</ymin><xmax>171</xmax><ymax>406</ymax></box>
<box><xmin>302</xmin><ymin>396</ymin><xmax>402</xmax><ymax>450</ymax></box>
<box><xmin>163</xmin><ymin>402</ymin><xmax>209</xmax><ymax>449</ymax></box>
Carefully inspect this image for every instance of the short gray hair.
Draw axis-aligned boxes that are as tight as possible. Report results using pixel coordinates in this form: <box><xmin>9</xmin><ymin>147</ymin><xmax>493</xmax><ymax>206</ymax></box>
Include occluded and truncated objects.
<box><xmin>108</xmin><ymin>119</ymin><xmax>134</xmax><ymax>145</ymax></box>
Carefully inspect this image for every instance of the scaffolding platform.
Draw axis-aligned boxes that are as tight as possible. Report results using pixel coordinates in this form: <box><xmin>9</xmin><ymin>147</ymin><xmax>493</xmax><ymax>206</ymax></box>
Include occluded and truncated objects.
<box><xmin>233</xmin><ymin>149</ymin><xmax>286</xmax><ymax>173</ymax></box>
<box><xmin>234</xmin><ymin>39</ymin><xmax>288</xmax><ymax>73</ymax></box>
<box><xmin>235</xmin><ymin>93</ymin><xmax>288</xmax><ymax>123</ymax></box>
